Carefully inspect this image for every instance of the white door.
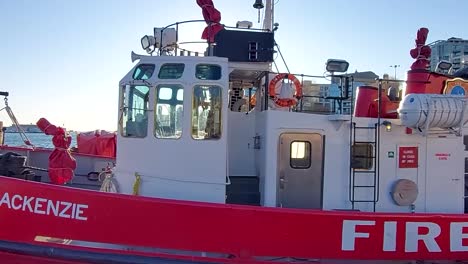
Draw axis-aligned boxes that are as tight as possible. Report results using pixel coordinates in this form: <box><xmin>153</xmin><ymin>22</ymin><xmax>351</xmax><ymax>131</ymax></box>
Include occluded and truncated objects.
<box><xmin>425</xmin><ymin>138</ymin><xmax>464</xmax><ymax>213</ymax></box>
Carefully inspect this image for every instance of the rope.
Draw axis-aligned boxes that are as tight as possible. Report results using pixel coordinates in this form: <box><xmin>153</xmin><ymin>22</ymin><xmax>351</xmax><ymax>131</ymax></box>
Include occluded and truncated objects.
<box><xmin>119</xmin><ymin>170</ymin><xmax>231</xmax><ymax>186</ymax></box>
<box><xmin>274</xmin><ymin>42</ymin><xmax>290</xmax><ymax>74</ymax></box>
<box><xmin>273</xmin><ymin>60</ymin><xmax>280</xmax><ymax>73</ymax></box>
<box><xmin>99</xmin><ymin>169</ymin><xmax>230</xmax><ymax>196</ymax></box>
<box><xmin>99</xmin><ymin>170</ymin><xmax>119</xmax><ymax>193</ymax></box>
<box><xmin>24</xmin><ymin>165</ymin><xmax>48</xmax><ymax>172</ymax></box>
<box><xmin>133</xmin><ymin>172</ymin><xmax>141</xmax><ymax>195</ymax></box>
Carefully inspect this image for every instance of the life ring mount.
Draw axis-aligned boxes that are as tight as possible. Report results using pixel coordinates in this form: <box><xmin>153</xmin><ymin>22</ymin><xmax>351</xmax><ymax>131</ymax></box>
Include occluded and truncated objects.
<box><xmin>268</xmin><ymin>73</ymin><xmax>303</xmax><ymax>107</ymax></box>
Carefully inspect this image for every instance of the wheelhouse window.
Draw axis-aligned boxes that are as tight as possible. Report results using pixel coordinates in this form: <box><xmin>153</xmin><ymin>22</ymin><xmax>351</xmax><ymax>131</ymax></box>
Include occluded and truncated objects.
<box><xmin>351</xmin><ymin>143</ymin><xmax>374</xmax><ymax>170</ymax></box>
<box><xmin>195</xmin><ymin>64</ymin><xmax>221</xmax><ymax>80</ymax></box>
<box><xmin>158</xmin><ymin>63</ymin><xmax>185</xmax><ymax>79</ymax></box>
<box><xmin>192</xmin><ymin>85</ymin><xmax>222</xmax><ymax>140</ymax></box>
<box><xmin>290</xmin><ymin>141</ymin><xmax>311</xmax><ymax>169</ymax></box>
<box><xmin>133</xmin><ymin>64</ymin><xmax>155</xmax><ymax>80</ymax></box>
<box><xmin>155</xmin><ymin>84</ymin><xmax>184</xmax><ymax>139</ymax></box>
<box><xmin>121</xmin><ymin>85</ymin><xmax>150</xmax><ymax>138</ymax></box>
<box><xmin>229</xmin><ymin>86</ymin><xmax>257</xmax><ymax>112</ymax></box>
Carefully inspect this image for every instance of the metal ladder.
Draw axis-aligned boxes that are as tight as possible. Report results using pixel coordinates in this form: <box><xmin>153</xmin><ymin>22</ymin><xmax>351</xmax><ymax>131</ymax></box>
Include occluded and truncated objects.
<box><xmin>349</xmin><ymin>122</ymin><xmax>380</xmax><ymax>212</ymax></box>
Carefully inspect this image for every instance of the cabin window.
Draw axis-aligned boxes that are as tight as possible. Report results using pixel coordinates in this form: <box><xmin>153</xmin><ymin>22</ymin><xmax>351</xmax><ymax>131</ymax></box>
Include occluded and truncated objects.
<box><xmin>290</xmin><ymin>141</ymin><xmax>311</xmax><ymax>169</ymax></box>
<box><xmin>192</xmin><ymin>85</ymin><xmax>222</xmax><ymax>140</ymax></box>
<box><xmin>155</xmin><ymin>84</ymin><xmax>184</xmax><ymax>139</ymax></box>
<box><xmin>230</xmin><ymin>86</ymin><xmax>257</xmax><ymax>112</ymax></box>
<box><xmin>351</xmin><ymin>143</ymin><xmax>374</xmax><ymax>170</ymax></box>
<box><xmin>195</xmin><ymin>64</ymin><xmax>221</xmax><ymax>80</ymax></box>
<box><xmin>120</xmin><ymin>85</ymin><xmax>150</xmax><ymax>138</ymax></box>
<box><xmin>133</xmin><ymin>64</ymin><xmax>155</xmax><ymax>80</ymax></box>
<box><xmin>158</xmin><ymin>63</ymin><xmax>185</xmax><ymax>79</ymax></box>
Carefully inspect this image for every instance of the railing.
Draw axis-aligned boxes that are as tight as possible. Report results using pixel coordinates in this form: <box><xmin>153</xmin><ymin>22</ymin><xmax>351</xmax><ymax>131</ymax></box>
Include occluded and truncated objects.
<box><xmin>156</xmin><ymin>20</ymin><xmax>270</xmax><ymax>57</ymax></box>
<box><xmin>286</xmin><ymin>73</ymin><xmax>353</xmax><ymax>115</ymax></box>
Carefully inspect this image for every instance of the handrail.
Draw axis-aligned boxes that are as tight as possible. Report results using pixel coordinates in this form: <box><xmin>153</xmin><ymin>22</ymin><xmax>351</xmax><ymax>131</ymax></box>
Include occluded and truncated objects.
<box><xmin>266</xmin><ymin>71</ymin><xmax>352</xmax><ymax>114</ymax></box>
<box><xmin>156</xmin><ymin>20</ymin><xmax>271</xmax><ymax>56</ymax></box>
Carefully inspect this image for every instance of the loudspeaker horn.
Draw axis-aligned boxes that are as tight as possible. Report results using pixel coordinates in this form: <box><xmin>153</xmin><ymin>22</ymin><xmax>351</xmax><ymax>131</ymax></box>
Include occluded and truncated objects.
<box><xmin>131</xmin><ymin>51</ymin><xmax>143</xmax><ymax>63</ymax></box>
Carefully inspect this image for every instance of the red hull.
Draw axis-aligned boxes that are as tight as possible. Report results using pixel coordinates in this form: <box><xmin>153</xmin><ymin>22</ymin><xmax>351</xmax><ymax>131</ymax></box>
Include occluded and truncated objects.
<box><xmin>0</xmin><ymin>177</ymin><xmax>467</xmax><ymax>263</ymax></box>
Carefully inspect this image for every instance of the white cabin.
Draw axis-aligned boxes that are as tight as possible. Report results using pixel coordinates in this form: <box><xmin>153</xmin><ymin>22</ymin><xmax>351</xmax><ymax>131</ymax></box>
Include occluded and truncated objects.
<box><xmin>113</xmin><ymin>24</ymin><xmax>468</xmax><ymax>214</ymax></box>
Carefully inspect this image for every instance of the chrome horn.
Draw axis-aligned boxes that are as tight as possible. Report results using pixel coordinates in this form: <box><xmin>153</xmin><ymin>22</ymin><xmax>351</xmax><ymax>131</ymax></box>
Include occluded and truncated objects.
<box><xmin>131</xmin><ymin>51</ymin><xmax>143</xmax><ymax>63</ymax></box>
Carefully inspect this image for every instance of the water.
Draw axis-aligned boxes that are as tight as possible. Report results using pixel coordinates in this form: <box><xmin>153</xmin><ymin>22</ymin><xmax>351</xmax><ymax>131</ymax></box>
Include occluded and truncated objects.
<box><xmin>3</xmin><ymin>132</ymin><xmax>77</xmax><ymax>148</ymax></box>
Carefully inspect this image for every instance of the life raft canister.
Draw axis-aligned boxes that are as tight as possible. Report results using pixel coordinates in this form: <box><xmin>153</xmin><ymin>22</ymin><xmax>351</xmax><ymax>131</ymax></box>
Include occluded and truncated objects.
<box><xmin>268</xmin><ymin>73</ymin><xmax>303</xmax><ymax>107</ymax></box>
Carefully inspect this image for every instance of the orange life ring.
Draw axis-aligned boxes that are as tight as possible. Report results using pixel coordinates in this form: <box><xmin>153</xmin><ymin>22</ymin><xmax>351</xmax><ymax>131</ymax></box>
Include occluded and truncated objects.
<box><xmin>268</xmin><ymin>73</ymin><xmax>303</xmax><ymax>107</ymax></box>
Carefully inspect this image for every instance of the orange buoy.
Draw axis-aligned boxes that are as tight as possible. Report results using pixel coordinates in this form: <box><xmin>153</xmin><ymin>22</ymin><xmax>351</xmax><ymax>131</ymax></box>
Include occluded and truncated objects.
<box><xmin>268</xmin><ymin>73</ymin><xmax>302</xmax><ymax>107</ymax></box>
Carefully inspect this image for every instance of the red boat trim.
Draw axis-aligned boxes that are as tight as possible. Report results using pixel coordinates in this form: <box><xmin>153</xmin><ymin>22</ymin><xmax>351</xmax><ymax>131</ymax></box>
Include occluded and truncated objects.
<box><xmin>0</xmin><ymin>177</ymin><xmax>468</xmax><ymax>261</ymax></box>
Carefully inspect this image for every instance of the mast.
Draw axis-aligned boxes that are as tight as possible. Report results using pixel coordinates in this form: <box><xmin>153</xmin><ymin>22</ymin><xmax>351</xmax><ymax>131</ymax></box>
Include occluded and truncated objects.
<box><xmin>263</xmin><ymin>0</ymin><xmax>273</xmax><ymax>31</ymax></box>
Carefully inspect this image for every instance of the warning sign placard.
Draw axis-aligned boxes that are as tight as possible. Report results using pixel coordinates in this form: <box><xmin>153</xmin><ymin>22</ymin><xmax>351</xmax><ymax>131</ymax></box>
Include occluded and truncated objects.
<box><xmin>399</xmin><ymin>147</ymin><xmax>418</xmax><ymax>168</ymax></box>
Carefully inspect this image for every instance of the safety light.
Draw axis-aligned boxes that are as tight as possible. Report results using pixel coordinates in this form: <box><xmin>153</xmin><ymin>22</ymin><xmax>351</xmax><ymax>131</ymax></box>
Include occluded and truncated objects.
<box><xmin>141</xmin><ymin>35</ymin><xmax>156</xmax><ymax>53</ymax></box>
<box><xmin>326</xmin><ymin>59</ymin><xmax>349</xmax><ymax>73</ymax></box>
<box><xmin>382</xmin><ymin>120</ymin><xmax>392</xmax><ymax>132</ymax></box>
<box><xmin>436</xmin><ymin>60</ymin><xmax>453</xmax><ymax>72</ymax></box>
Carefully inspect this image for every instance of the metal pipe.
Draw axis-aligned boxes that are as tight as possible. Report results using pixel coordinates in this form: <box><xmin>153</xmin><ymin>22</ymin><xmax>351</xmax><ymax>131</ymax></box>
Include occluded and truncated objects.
<box><xmin>264</xmin><ymin>71</ymin><xmax>269</xmax><ymax>111</ymax></box>
<box><xmin>263</xmin><ymin>0</ymin><xmax>273</xmax><ymax>31</ymax></box>
<box><xmin>248</xmin><ymin>87</ymin><xmax>252</xmax><ymax>112</ymax></box>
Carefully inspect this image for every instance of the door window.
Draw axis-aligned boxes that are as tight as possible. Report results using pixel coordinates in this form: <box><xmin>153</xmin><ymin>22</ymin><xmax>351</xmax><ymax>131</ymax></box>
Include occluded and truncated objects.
<box><xmin>192</xmin><ymin>85</ymin><xmax>222</xmax><ymax>140</ymax></box>
<box><xmin>120</xmin><ymin>85</ymin><xmax>150</xmax><ymax>138</ymax></box>
<box><xmin>290</xmin><ymin>141</ymin><xmax>311</xmax><ymax>169</ymax></box>
<box><xmin>155</xmin><ymin>84</ymin><xmax>184</xmax><ymax>139</ymax></box>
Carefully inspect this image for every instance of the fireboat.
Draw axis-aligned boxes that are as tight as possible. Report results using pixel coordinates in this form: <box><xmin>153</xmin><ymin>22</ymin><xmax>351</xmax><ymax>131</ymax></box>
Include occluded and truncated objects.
<box><xmin>0</xmin><ymin>0</ymin><xmax>468</xmax><ymax>263</ymax></box>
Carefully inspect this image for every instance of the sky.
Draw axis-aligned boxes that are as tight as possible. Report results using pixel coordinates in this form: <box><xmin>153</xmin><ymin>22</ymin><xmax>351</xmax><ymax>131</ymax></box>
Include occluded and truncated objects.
<box><xmin>1</xmin><ymin>0</ymin><xmax>468</xmax><ymax>131</ymax></box>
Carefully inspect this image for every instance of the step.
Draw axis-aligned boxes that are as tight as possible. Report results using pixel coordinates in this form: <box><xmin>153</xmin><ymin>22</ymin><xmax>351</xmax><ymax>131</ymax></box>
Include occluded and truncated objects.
<box><xmin>353</xmin><ymin>141</ymin><xmax>376</xmax><ymax>144</ymax></box>
<box><xmin>226</xmin><ymin>192</ymin><xmax>260</xmax><ymax>206</ymax></box>
<box><xmin>352</xmin><ymin>170</ymin><xmax>376</xmax><ymax>174</ymax></box>
<box><xmin>227</xmin><ymin>176</ymin><xmax>259</xmax><ymax>193</ymax></box>
<box><xmin>352</xmin><ymin>155</ymin><xmax>376</xmax><ymax>158</ymax></box>
<box><xmin>350</xmin><ymin>200</ymin><xmax>378</xmax><ymax>203</ymax></box>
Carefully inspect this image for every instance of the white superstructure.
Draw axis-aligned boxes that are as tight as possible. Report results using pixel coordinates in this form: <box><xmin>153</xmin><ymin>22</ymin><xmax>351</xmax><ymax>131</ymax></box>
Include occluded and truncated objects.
<box><xmin>112</xmin><ymin>45</ymin><xmax>467</xmax><ymax>214</ymax></box>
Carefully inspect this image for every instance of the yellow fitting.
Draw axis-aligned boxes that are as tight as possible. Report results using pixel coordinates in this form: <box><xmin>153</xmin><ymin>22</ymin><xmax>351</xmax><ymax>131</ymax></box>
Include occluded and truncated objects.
<box><xmin>133</xmin><ymin>172</ymin><xmax>141</xmax><ymax>195</ymax></box>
